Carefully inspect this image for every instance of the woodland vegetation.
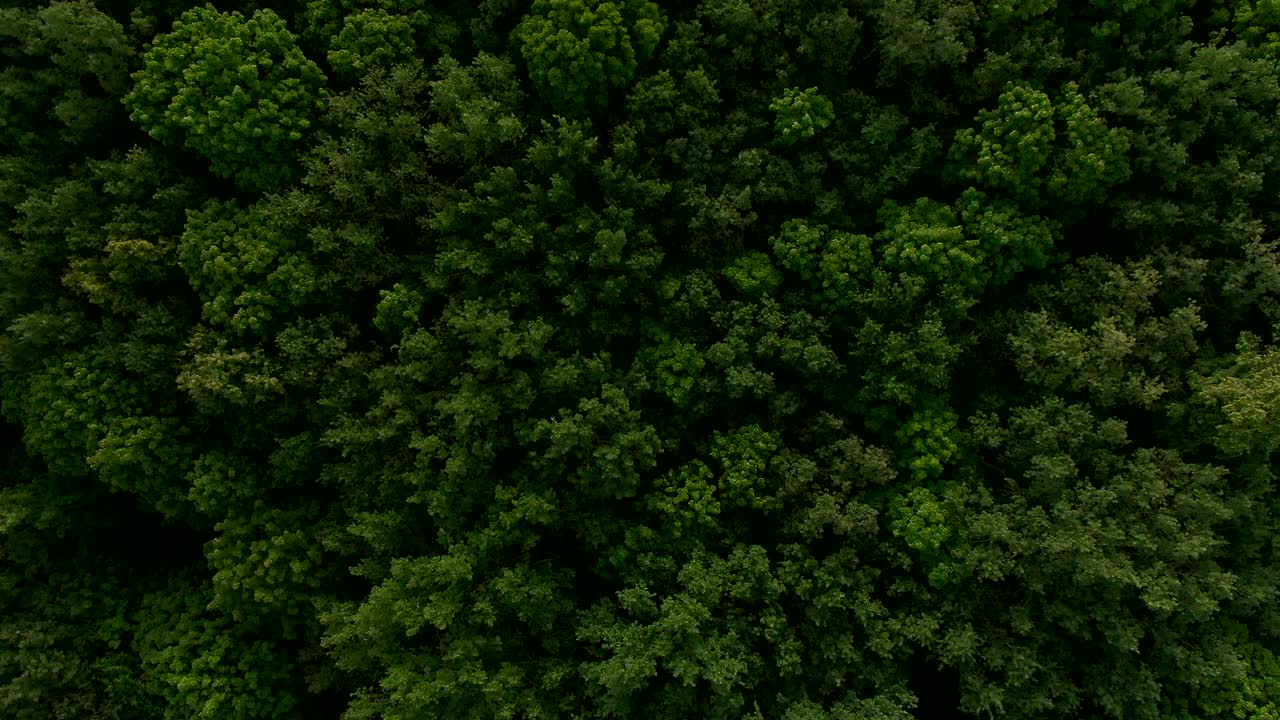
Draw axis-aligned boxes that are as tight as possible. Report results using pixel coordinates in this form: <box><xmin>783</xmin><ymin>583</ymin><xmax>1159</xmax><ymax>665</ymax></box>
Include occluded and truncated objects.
<box><xmin>2</xmin><ymin>0</ymin><xmax>1280</xmax><ymax>718</ymax></box>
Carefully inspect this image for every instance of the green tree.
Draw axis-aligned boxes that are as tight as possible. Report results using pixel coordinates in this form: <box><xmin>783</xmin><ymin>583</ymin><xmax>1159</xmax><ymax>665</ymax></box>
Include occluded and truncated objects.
<box><xmin>514</xmin><ymin>0</ymin><xmax>666</xmax><ymax>114</ymax></box>
<box><xmin>770</xmin><ymin>87</ymin><xmax>835</xmax><ymax>146</ymax></box>
<box><xmin>1234</xmin><ymin>0</ymin><xmax>1280</xmax><ymax>56</ymax></box>
<box><xmin>876</xmin><ymin>196</ymin><xmax>987</xmax><ymax>292</ymax></box>
<box><xmin>327</xmin><ymin>8</ymin><xmax>419</xmax><ymax>81</ymax></box>
<box><xmin>955</xmin><ymin>188</ymin><xmax>1063</xmax><ymax>288</ymax></box>
<box><xmin>133</xmin><ymin>574</ymin><xmax>305</xmax><ymax>720</ymax></box>
<box><xmin>177</xmin><ymin>196</ymin><xmax>323</xmax><ymax>338</ymax></box>
<box><xmin>124</xmin><ymin>4</ymin><xmax>327</xmax><ymax>191</ymax></box>
<box><xmin>318</xmin><ymin>3</ymin><xmax>460</xmax><ymax>83</ymax></box>
<box><xmin>947</xmin><ymin>82</ymin><xmax>1057</xmax><ymax>207</ymax></box>
<box><xmin>423</xmin><ymin>53</ymin><xmax>527</xmax><ymax>167</ymax></box>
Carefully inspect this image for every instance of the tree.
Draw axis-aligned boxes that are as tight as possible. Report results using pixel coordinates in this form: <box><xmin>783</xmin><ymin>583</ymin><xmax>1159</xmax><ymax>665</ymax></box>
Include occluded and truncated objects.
<box><xmin>312</xmin><ymin>2</ymin><xmax>460</xmax><ymax>83</ymax></box>
<box><xmin>514</xmin><ymin>0</ymin><xmax>666</xmax><ymax>114</ymax></box>
<box><xmin>124</xmin><ymin>4</ymin><xmax>327</xmax><ymax>191</ymax></box>
<box><xmin>769</xmin><ymin>87</ymin><xmax>835</xmax><ymax>146</ymax></box>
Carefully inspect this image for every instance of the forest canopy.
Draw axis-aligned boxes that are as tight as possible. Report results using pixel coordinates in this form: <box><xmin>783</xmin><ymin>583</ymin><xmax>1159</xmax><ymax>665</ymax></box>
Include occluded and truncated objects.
<box><xmin>2</xmin><ymin>0</ymin><xmax>1280</xmax><ymax>719</ymax></box>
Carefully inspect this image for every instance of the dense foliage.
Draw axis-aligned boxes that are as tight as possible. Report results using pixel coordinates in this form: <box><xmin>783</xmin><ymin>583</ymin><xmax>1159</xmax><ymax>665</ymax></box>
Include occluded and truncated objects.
<box><xmin>2</xmin><ymin>1</ymin><xmax>1279</xmax><ymax>718</ymax></box>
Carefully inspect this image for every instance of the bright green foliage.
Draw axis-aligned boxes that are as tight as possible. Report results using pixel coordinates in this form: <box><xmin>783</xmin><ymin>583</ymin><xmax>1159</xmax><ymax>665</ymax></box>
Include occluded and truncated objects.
<box><xmin>373</xmin><ymin>282</ymin><xmax>424</xmax><ymax>335</ymax></box>
<box><xmin>877</xmin><ymin>197</ymin><xmax>986</xmax><ymax>291</ymax></box>
<box><xmin>532</xmin><ymin>381</ymin><xmax>664</xmax><ymax>500</ymax></box>
<box><xmin>300</xmin><ymin>0</ymin><xmax>460</xmax><ymax>51</ymax></box>
<box><xmin>950</xmin><ymin>82</ymin><xmax>1056</xmax><ymax>206</ymax></box>
<box><xmin>889</xmin><ymin>485</ymin><xmax>966</xmax><ymax>587</ymax></box>
<box><xmin>1190</xmin><ymin>331</ymin><xmax>1280</xmax><ymax>457</ymax></box>
<box><xmin>817</xmin><ymin>230</ymin><xmax>877</xmax><ymax>307</ymax></box>
<box><xmin>723</xmin><ymin>249</ymin><xmax>784</xmax><ymax>297</ymax></box>
<box><xmin>649</xmin><ymin>460</ymin><xmax>721</xmax><ymax>532</ymax></box>
<box><xmin>175</xmin><ymin>328</ymin><xmax>286</xmax><ymax>411</ymax></box>
<box><xmin>16</xmin><ymin>351</ymin><xmax>145</xmax><ymax>478</ymax></box>
<box><xmin>577</xmin><ymin>545</ymin><xmax>778</xmax><ymax>712</ymax></box>
<box><xmin>710</xmin><ymin>424</ymin><xmax>782</xmax><ymax>509</ymax></box>
<box><xmin>327</xmin><ymin>9</ymin><xmax>417</xmax><ymax>81</ymax></box>
<box><xmin>124</xmin><ymin>5</ymin><xmax>327</xmax><ymax>191</ymax></box>
<box><xmin>949</xmin><ymin>80</ymin><xmax>1131</xmax><ymax>216</ymax></box>
<box><xmin>1047</xmin><ymin>82</ymin><xmax>1132</xmax><ymax>207</ymax></box>
<box><xmin>956</xmin><ymin>188</ymin><xmax>1063</xmax><ymax>287</ymax></box>
<box><xmin>638</xmin><ymin>337</ymin><xmax>706</xmax><ymax>407</ymax></box>
<box><xmin>187</xmin><ymin>450</ymin><xmax>260</xmax><ymax>519</ymax></box>
<box><xmin>133</xmin><ymin>577</ymin><xmax>302</xmax><ymax>720</ymax></box>
<box><xmin>178</xmin><ymin>197</ymin><xmax>321</xmax><ymax>336</ymax></box>
<box><xmin>63</xmin><ymin>237</ymin><xmax>178</xmax><ymax>315</ymax></box>
<box><xmin>1234</xmin><ymin>0</ymin><xmax>1280</xmax><ymax>57</ymax></box>
<box><xmin>321</xmin><ymin>3</ymin><xmax>460</xmax><ymax>82</ymax></box>
<box><xmin>700</xmin><ymin>296</ymin><xmax>845</xmax><ymax>407</ymax></box>
<box><xmin>769</xmin><ymin>220</ymin><xmax>877</xmax><ymax>308</ymax></box>
<box><xmin>770</xmin><ymin>87</ymin><xmax>835</xmax><ymax>146</ymax></box>
<box><xmin>890</xmin><ymin>487</ymin><xmax>950</xmax><ymax>553</ymax></box>
<box><xmin>205</xmin><ymin>502</ymin><xmax>331</xmax><ymax>624</ymax></box>
<box><xmin>577</xmin><ymin>537</ymin><xmax>921</xmax><ymax>718</ymax></box>
<box><xmin>514</xmin><ymin>0</ymin><xmax>666</xmax><ymax>114</ymax></box>
<box><xmin>88</xmin><ymin>415</ymin><xmax>194</xmax><ymax>519</ymax></box>
<box><xmin>893</xmin><ymin>403</ymin><xmax>962</xmax><ymax>481</ymax></box>
<box><xmin>423</xmin><ymin>54</ymin><xmax>527</xmax><ymax>166</ymax></box>
<box><xmin>771</xmin><ymin>219</ymin><xmax>826</xmax><ymax>281</ymax></box>
<box><xmin>314</xmin><ymin>539</ymin><xmax>581</xmax><ymax>719</ymax></box>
